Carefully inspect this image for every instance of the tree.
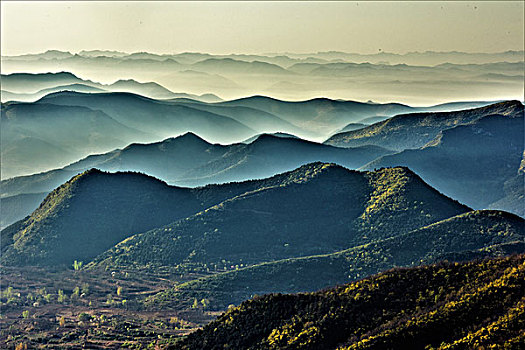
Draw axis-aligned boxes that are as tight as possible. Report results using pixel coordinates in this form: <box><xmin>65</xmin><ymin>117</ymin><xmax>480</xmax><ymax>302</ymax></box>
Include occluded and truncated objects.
<box><xmin>58</xmin><ymin>290</ymin><xmax>67</xmax><ymax>303</ymax></box>
<box><xmin>73</xmin><ymin>260</ymin><xmax>83</xmax><ymax>271</ymax></box>
<box><xmin>78</xmin><ymin>312</ymin><xmax>92</xmax><ymax>322</ymax></box>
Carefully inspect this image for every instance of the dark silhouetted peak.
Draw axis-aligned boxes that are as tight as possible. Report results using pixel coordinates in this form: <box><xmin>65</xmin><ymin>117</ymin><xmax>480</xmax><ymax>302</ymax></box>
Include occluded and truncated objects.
<box><xmin>251</xmin><ymin>133</ymin><xmax>301</xmax><ymax>144</ymax></box>
<box><xmin>172</xmin><ymin>132</ymin><xmax>211</xmax><ymax>145</ymax></box>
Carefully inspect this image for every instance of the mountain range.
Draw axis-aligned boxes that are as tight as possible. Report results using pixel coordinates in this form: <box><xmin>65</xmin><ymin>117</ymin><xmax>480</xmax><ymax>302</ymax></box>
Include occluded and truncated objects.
<box><xmin>325</xmin><ymin>100</ymin><xmax>523</xmax><ymax>151</ymax></box>
<box><xmin>2</xmin><ymin>48</ymin><xmax>524</xmax><ymax>349</ymax></box>
<box><xmin>2</xmin><ymin>83</ymin><xmax>499</xmax><ymax>180</ymax></box>
<box><xmin>3</xmin><ymin>162</ymin><xmax>522</xmax><ymax>287</ymax></box>
<box><xmin>2</xmin><ymin>100</ymin><xmax>523</xmax><ymax>231</ymax></box>
<box><xmin>3</xmin><ymin>50</ymin><xmax>522</xmax><ymax>103</ymax></box>
<box><xmin>364</xmin><ymin>114</ymin><xmax>524</xmax><ymax>209</ymax></box>
<box><xmin>1</xmin><ymin>71</ymin><xmax>222</xmax><ymax>102</ymax></box>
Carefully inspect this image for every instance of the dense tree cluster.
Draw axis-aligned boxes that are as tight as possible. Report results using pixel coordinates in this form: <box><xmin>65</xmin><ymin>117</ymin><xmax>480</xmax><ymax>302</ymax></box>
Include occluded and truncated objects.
<box><xmin>171</xmin><ymin>254</ymin><xmax>525</xmax><ymax>349</ymax></box>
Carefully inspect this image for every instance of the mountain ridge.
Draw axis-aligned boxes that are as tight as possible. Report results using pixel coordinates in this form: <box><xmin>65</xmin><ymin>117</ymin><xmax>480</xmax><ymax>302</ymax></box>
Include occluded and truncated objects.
<box><xmin>325</xmin><ymin>100</ymin><xmax>523</xmax><ymax>150</ymax></box>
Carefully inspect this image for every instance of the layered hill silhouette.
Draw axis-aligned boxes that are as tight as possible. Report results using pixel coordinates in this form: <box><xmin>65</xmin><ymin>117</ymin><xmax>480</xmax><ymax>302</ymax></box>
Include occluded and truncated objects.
<box><xmin>4</xmin><ymin>51</ymin><xmax>522</xmax><ymax>103</ymax></box>
<box><xmin>0</xmin><ymin>101</ymin><xmax>152</xmax><ymax>178</ymax></box>
<box><xmin>362</xmin><ymin>102</ymin><xmax>524</xmax><ymax>215</ymax></box>
<box><xmin>218</xmin><ymin>96</ymin><xmax>414</xmax><ymax>136</ymax></box>
<box><xmin>1</xmin><ymin>83</ymin><xmax>106</xmax><ymax>102</ymax></box>
<box><xmin>2</xmin><ymin>91</ymin><xmax>259</xmax><ymax>178</ymax></box>
<box><xmin>325</xmin><ymin>100</ymin><xmax>523</xmax><ymax>151</ymax></box>
<box><xmin>34</xmin><ymin>91</ymin><xmax>426</xmax><ymax>141</ymax></box>
<box><xmin>1</xmin><ymin>71</ymin><xmax>222</xmax><ymax>102</ymax></box>
<box><xmin>1</xmin><ymin>133</ymin><xmax>394</xmax><ymax>228</ymax></box>
<box><xmin>149</xmin><ymin>210</ymin><xmax>523</xmax><ymax>310</ymax></box>
<box><xmin>1</xmin><ymin>163</ymin><xmax>469</xmax><ymax>267</ymax></box>
<box><xmin>173</xmin><ymin>254</ymin><xmax>525</xmax><ymax>349</ymax></box>
<box><xmin>191</xmin><ymin>58</ymin><xmax>291</xmax><ymax>75</ymax></box>
<box><xmin>34</xmin><ymin>91</ymin><xmax>274</xmax><ymax>142</ymax></box>
<box><xmin>1</xmin><ymin>72</ymin><xmax>85</xmax><ymax>93</ymax></box>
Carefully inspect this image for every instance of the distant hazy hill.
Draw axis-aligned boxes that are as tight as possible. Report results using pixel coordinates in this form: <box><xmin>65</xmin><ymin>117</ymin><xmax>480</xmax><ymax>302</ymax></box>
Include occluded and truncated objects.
<box><xmin>150</xmin><ymin>210</ymin><xmax>523</xmax><ymax>310</ymax></box>
<box><xmin>0</xmin><ymin>102</ymin><xmax>152</xmax><ymax>178</ymax></box>
<box><xmin>0</xmin><ymin>71</ymin><xmax>222</xmax><ymax>102</ymax></box>
<box><xmin>173</xmin><ymin>254</ymin><xmax>525</xmax><ymax>349</ymax></box>
<box><xmin>106</xmin><ymin>79</ymin><xmax>222</xmax><ymax>101</ymax></box>
<box><xmin>90</xmin><ymin>163</ymin><xmax>468</xmax><ymax>270</ymax></box>
<box><xmin>1</xmin><ymin>83</ymin><xmax>106</xmax><ymax>102</ymax></box>
<box><xmin>35</xmin><ymin>91</ymin><xmax>257</xmax><ymax>143</ymax></box>
<box><xmin>5</xmin><ymin>49</ymin><xmax>524</xmax><ymax>65</ymax></box>
<box><xmin>3</xmin><ymin>50</ymin><xmax>522</xmax><ymax>103</ymax></box>
<box><xmin>169</xmin><ymin>101</ymin><xmax>308</xmax><ymax>138</ymax></box>
<box><xmin>191</xmin><ymin>58</ymin><xmax>292</xmax><ymax>75</ymax></box>
<box><xmin>325</xmin><ymin>101</ymin><xmax>523</xmax><ymax>150</ymax></box>
<box><xmin>362</xmin><ymin>104</ymin><xmax>524</xmax><ymax>215</ymax></box>
<box><xmin>1</xmin><ymin>91</ymin><xmax>259</xmax><ymax>178</ymax></box>
<box><xmin>0</xmin><ymin>72</ymin><xmax>83</xmax><ymax>93</ymax></box>
<box><xmin>0</xmin><ymin>192</ymin><xmax>48</xmax><ymax>230</ymax></box>
<box><xmin>218</xmin><ymin>96</ymin><xmax>415</xmax><ymax>136</ymax></box>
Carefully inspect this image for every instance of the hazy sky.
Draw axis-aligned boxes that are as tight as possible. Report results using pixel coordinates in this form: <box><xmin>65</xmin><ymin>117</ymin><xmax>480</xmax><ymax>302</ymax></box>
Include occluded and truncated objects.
<box><xmin>1</xmin><ymin>1</ymin><xmax>524</xmax><ymax>56</ymax></box>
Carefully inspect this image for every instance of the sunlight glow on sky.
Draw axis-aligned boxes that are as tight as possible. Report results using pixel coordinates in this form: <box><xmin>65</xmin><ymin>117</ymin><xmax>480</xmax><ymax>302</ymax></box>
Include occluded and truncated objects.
<box><xmin>1</xmin><ymin>1</ymin><xmax>524</xmax><ymax>55</ymax></box>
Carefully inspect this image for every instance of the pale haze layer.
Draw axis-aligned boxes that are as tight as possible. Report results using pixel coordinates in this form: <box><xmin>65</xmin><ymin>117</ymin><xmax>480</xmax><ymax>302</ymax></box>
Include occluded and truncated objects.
<box><xmin>1</xmin><ymin>1</ymin><xmax>524</xmax><ymax>55</ymax></box>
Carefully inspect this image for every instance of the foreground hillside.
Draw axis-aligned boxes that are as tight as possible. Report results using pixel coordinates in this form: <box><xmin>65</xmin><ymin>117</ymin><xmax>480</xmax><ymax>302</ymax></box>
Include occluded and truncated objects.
<box><xmin>148</xmin><ymin>210</ymin><xmax>524</xmax><ymax>310</ymax></box>
<box><xmin>172</xmin><ymin>254</ymin><xmax>525</xmax><ymax>350</ymax></box>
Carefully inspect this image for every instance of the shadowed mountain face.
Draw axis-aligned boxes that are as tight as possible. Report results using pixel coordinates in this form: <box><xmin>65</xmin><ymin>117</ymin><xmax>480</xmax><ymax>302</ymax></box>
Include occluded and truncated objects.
<box><xmin>150</xmin><ymin>210</ymin><xmax>523</xmax><ymax>310</ymax></box>
<box><xmin>0</xmin><ymin>163</ymin><xmax>469</xmax><ymax>267</ymax></box>
<box><xmin>0</xmin><ymin>168</ymin><xmax>272</xmax><ymax>266</ymax></box>
<box><xmin>361</xmin><ymin>103</ymin><xmax>524</xmax><ymax>215</ymax></box>
<box><xmin>173</xmin><ymin>254</ymin><xmax>525</xmax><ymax>350</ymax></box>
<box><xmin>88</xmin><ymin>164</ymin><xmax>469</xmax><ymax>270</ymax></box>
<box><xmin>325</xmin><ymin>100</ymin><xmax>523</xmax><ymax>151</ymax></box>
